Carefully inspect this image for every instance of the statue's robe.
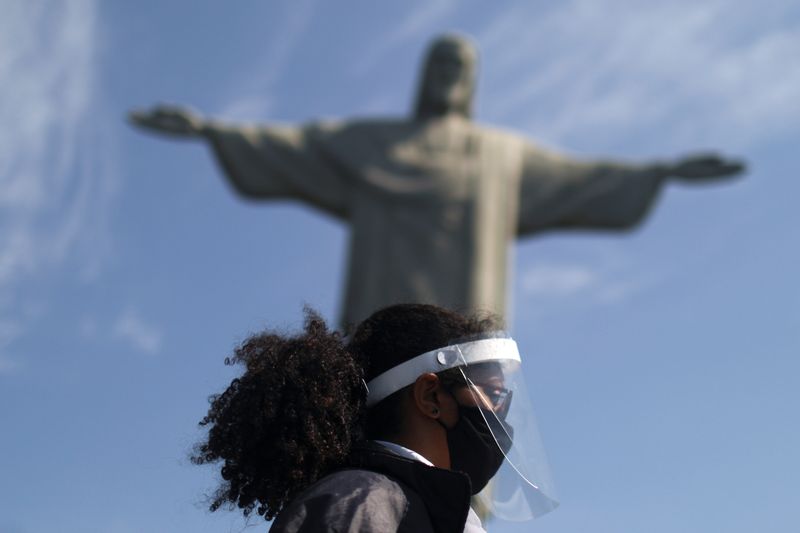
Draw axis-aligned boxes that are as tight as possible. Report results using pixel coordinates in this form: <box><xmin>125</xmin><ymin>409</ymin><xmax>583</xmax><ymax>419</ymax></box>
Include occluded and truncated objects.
<box><xmin>205</xmin><ymin>115</ymin><xmax>663</xmax><ymax>327</ymax></box>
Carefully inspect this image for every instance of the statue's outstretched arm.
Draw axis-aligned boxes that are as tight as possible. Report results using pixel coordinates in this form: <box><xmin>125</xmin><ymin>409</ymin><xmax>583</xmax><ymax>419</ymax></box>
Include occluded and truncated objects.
<box><xmin>128</xmin><ymin>103</ymin><xmax>353</xmax><ymax>219</ymax></box>
<box><xmin>651</xmin><ymin>153</ymin><xmax>746</xmax><ymax>183</ymax></box>
<box><xmin>517</xmin><ymin>145</ymin><xmax>746</xmax><ymax>235</ymax></box>
<box><xmin>128</xmin><ymin>104</ymin><xmax>208</xmax><ymax>139</ymax></box>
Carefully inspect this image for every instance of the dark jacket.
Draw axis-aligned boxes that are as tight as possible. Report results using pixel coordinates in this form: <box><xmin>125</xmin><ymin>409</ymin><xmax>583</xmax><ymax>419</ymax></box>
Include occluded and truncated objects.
<box><xmin>269</xmin><ymin>442</ymin><xmax>472</xmax><ymax>533</ymax></box>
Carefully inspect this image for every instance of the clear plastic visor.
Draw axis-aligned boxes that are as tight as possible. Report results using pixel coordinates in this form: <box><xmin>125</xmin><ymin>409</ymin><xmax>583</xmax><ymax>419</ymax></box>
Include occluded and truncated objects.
<box><xmin>449</xmin><ymin>355</ymin><xmax>559</xmax><ymax>522</ymax></box>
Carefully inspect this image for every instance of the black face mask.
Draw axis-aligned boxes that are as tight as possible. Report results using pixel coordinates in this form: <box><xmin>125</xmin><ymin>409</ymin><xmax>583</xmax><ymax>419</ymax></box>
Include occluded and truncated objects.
<box><xmin>443</xmin><ymin>405</ymin><xmax>514</xmax><ymax>494</ymax></box>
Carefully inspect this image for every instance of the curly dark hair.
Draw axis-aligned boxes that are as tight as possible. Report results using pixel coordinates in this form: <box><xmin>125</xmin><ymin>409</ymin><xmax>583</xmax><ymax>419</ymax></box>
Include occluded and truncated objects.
<box><xmin>191</xmin><ymin>309</ymin><xmax>365</xmax><ymax>520</ymax></box>
<box><xmin>193</xmin><ymin>303</ymin><xmax>501</xmax><ymax>521</ymax></box>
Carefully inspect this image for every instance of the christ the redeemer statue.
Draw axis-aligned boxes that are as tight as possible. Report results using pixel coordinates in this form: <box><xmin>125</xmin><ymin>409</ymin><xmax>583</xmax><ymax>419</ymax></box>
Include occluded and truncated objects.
<box><xmin>130</xmin><ymin>34</ymin><xmax>743</xmax><ymax>327</ymax></box>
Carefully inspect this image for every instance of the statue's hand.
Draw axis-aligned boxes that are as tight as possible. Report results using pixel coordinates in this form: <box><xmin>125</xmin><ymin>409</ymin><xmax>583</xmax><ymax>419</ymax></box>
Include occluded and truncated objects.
<box><xmin>669</xmin><ymin>153</ymin><xmax>746</xmax><ymax>182</ymax></box>
<box><xmin>127</xmin><ymin>104</ymin><xmax>206</xmax><ymax>137</ymax></box>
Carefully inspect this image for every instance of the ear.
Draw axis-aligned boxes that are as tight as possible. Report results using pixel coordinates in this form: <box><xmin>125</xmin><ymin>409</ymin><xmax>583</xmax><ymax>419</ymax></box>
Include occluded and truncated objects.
<box><xmin>412</xmin><ymin>373</ymin><xmax>446</xmax><ymax>420</ymax></box>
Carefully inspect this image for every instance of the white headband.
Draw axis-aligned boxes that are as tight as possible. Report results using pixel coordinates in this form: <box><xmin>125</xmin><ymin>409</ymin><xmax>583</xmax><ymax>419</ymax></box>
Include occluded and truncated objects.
<box><xmin>365</xmin><ymin>337</ymin><xmax>520</xmax><ymax>407</ymax></box>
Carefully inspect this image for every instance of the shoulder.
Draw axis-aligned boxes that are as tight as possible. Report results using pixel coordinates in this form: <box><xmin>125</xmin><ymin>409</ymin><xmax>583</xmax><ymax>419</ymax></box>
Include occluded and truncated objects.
<box><xmin>311</xmin><ymin>468</ymin><xmax>408</xmax><ymax>509</ymax></box>
<box><xmin>270</xmin><ymin>468</ymin><xmax>426</xmax><ymax>533</ymax></box>
<box><xmin>466</xmin><ymin>119</ymin><xmax>521</xmax><ymax>139</ymax></box>
<box><xmin>304</xmin><ymin>117</ymin><xmax>405</xmax><ymax>132</ymax></box>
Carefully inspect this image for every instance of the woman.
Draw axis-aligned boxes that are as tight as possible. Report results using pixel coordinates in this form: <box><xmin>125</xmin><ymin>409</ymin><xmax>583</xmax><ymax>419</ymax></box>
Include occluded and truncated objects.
<box><xmin>193</xmin><ymin>304</ymin><xmax>557</xmax><ymax>532</ymax></box>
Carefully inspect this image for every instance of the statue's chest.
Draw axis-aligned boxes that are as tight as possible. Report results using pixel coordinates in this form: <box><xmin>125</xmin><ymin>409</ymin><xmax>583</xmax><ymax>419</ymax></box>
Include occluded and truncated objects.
<box><xmin>359</xmin><ymin>125</ymin><xmax>483</xmax><ymax>202</ymax></box>
<box><xmin>391</xmin><ymin>124</ymin><xmax>479</xmax><ymax>170</ymax></box>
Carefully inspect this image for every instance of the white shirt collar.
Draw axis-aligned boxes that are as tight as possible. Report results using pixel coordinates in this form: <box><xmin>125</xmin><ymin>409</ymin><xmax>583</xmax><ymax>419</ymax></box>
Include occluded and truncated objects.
<box><xmin>372</xmin><ymin>439</ymin><xmax>434</xmax><ymax>466</ymax></box>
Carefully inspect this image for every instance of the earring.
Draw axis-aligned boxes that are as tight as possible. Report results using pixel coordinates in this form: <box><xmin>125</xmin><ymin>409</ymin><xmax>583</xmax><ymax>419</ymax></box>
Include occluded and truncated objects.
<box><xmin>431</xmin><ymin>407</ymin><xmax>440</xmax><ymax>417</ymax></box>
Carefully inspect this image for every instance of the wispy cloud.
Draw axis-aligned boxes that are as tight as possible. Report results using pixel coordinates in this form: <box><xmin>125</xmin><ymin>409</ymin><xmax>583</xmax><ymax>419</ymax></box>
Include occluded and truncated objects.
<box><xmin>351</xmin><ymin>0</ymin><xmax>459</xmax><ymax>77</ymax></box>
<box><xmin>112</xmin><ymin>309</ymin><xmax>163</xmax><ymax>356</ymax></box>
<box><xmin>217</xmin><ymin>0</ymin><xmax>316</xmax><ymax>120</ymax></box>
<box><xmin>477</xmin><ymin>0</ymin><xmax>800</xmax><ymax>150</ymax></box>
<box><xmin>0</xmin><ymin>0</ymin><xmax>114</xmax><ymax>365</ymax></box>
<box><xmin>522</xmin><ymin>264</ymin><xmax>599</xmax><ymax>297</ymax></box>
<box><xmin>520</xmin><ymin>261</ymin><xmax>656</xmax><ymax>315</ymax></box>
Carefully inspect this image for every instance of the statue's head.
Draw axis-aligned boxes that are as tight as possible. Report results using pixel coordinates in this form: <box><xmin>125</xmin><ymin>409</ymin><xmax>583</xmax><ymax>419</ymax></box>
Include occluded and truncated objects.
<box><xmin>414</xmin><ymin>33</ymin><xmax>477</xmax><ymax>120</ymax></box>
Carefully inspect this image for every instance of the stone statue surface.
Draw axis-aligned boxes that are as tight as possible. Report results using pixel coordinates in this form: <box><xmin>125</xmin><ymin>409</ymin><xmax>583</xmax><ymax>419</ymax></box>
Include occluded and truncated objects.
<box><xmin>130</xmin><ymin>34</ymin><xmax>744</xmax><ymax>327</ymax></box>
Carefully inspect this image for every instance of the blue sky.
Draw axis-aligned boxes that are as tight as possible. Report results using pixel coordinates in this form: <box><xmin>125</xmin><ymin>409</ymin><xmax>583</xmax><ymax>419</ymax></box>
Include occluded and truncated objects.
<box><xmin>1</xmin><ymin>1</ymin><xmax>798</xmax><ymax>532</ymax></box>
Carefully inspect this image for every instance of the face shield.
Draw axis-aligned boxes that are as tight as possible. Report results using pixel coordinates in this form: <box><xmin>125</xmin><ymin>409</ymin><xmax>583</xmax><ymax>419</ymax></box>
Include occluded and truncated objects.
<box><xmin>365</xmin><ymin>335</ymin><xmax>558</xmax><ymax>522</ymax></box>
